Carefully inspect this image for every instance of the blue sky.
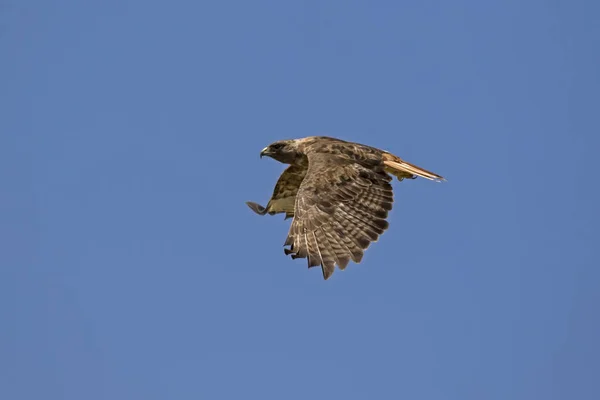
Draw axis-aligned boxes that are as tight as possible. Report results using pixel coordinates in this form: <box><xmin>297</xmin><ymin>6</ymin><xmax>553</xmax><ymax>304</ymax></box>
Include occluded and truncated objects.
<box><xmin>1</xmin><ymin>1</ymin><xmax>599</xmax><ymax>399</ymax></box>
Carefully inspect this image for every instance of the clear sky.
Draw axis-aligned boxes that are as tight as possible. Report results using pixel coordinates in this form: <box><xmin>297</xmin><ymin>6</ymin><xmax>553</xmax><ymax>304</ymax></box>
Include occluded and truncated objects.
<box><xmin>2</xmin><ymin>1</ymin><xmax>599</xmax><ymax>399</ymax></box>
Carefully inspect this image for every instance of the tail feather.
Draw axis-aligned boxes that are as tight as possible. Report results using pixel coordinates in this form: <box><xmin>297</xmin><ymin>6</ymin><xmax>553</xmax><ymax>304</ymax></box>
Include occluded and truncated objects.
<box><xmin>382</xmin><ymin>153</ymin><xmax>445</xmax><ymax>182</ymax></box>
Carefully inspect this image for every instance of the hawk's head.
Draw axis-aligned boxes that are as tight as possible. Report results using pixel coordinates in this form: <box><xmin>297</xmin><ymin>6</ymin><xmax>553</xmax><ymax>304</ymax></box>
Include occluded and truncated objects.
<box><xmin>260</xmin><ymin>140</ymin><xmax>302</xmax><ymax>164</ymax></box>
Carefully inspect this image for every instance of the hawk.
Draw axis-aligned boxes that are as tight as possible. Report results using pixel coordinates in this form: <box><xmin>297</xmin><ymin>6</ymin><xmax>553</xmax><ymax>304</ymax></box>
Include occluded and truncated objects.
<box><xmin>246</xmin><ymin>136</ymin><xmax>444</xmax><ymax>280</ymax></box>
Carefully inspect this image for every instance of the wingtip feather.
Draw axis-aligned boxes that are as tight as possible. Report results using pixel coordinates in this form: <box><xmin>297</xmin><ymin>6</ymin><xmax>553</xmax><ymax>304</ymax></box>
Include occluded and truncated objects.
<box><xmin>246</xmin><ymin>201</ymin><xmax>268</xmax><ymax>215</ymax></box>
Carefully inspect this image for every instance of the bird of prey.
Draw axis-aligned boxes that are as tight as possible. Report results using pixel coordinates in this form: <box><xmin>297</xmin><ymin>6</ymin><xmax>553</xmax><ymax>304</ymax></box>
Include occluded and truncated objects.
<box><xmin>246</xmin><ymin>136</ymin><xmax>444</xmax><ymax>280</ymax></box>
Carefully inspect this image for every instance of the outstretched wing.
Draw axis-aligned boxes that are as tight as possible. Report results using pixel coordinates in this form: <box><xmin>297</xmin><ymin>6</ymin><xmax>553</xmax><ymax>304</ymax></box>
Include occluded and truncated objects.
<box><xmin>284</xmin><ymin>152</ymin><xmax>393</xmax><ymax>279</ymax></box>
<box><xmin>246</xmin><ymin>164</ymin><xmax>307</xmax><ymax>219</ymax></box>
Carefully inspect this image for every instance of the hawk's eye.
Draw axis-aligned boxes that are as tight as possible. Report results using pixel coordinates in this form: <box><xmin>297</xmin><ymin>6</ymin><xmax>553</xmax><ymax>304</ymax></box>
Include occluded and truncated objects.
<box><xmin>271</xmin><ymin>143</ymin><xmax>284</xmax><ymax>150</ymax></box>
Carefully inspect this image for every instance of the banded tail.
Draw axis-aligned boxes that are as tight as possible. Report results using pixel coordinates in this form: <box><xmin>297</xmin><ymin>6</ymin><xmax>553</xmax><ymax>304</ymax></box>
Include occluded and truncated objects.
<box><xmin>382</xmin><ymin>153</ymin><xmax>445</xmax><ymax>182</ymax></box>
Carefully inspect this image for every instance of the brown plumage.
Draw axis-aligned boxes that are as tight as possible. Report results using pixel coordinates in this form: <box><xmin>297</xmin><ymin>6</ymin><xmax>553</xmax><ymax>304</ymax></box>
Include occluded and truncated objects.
<box><xmin>246</xmin><ymin>136</ymin><xmax>445</xmax><ymax>280</ymax></box>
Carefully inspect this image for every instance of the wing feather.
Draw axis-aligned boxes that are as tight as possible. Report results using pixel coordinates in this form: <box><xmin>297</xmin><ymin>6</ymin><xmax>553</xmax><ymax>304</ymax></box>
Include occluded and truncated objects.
<box><xmin>246</xmin><ymin>164</ymin><xmax>307</xmax><ymax>218</ymax></box>
<box><xmin>320</xmin><ymin>225</ymin><xmax>351</xmax><ymax>269</ymax></box>
<box><xmin>284</xmin><ymin>152</ymin><xmax>394</xmax><ymax>279</ymax></box>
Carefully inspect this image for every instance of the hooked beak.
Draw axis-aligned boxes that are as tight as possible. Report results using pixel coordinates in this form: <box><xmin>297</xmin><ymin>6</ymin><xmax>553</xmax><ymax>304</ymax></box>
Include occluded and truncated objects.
<box><xmin>260</xmin><ymin>147</ymin><xmax>269</xmax><ymax>158</ymax></box>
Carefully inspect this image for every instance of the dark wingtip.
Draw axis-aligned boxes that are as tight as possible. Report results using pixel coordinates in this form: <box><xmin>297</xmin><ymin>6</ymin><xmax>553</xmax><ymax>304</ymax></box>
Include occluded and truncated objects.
<box><xmin>322</xmin><ymin>264</ymin><xmax>335</xmax><ymax>280</ymax></box>
<box><xmin>307</xmin><ymin>255</ymin><xmax>321</xmax><ymax>268</ymax></box>
<box><xmin>337</xmin><ymin>256</ymin><xmax>350</xmax><ymax>270</ymax></box>
<box><xmin>246</xmin><ymin>201</ymin><xmax>267</xmax><ymax>215</ymax></box>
